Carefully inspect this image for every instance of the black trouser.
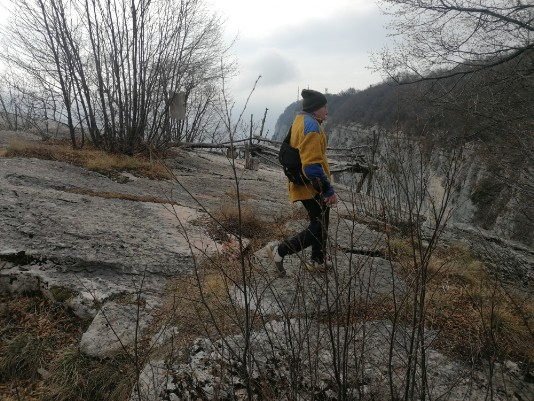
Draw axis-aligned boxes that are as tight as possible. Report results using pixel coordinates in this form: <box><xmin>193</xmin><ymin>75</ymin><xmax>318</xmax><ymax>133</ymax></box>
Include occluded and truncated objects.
<box><xmin>278</xmin><ymin>195</ymin><xmax>330</xmax><ymax>263</ymax></box>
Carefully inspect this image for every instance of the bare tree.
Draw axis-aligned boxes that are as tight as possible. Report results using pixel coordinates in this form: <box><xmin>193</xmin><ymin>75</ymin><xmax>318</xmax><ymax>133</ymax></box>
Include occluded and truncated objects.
<box><xmin>1</xmin><ymin>0</ymin><xmax>235</xmax><ymax>152</ymax></box>
<box><xmin>375</xmin><ymin>1</ymin><xmax>534</xmax><ymax>81</ymax></box>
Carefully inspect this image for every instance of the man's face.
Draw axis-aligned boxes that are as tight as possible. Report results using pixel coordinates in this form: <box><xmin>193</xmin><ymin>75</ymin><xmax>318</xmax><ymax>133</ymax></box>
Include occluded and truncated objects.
<box><xmin>313</xmin><ymin>105</ymin><xmax>328</xmax><ymax>120</ymax></box>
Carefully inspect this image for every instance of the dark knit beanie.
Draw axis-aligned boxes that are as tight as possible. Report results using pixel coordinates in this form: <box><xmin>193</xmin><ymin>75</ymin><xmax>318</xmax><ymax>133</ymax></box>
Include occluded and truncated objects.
<box><xmin>301</xmin><ymin>89</ymin><xmax>327</xmax><ymax>112</ymax></box>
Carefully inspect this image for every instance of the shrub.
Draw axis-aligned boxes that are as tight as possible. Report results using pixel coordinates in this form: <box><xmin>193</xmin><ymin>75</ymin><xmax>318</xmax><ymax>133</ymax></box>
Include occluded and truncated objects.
<box><xmin>44</xmin><ymin>348</ymin><xmax>134</xmax><ymax>401</ymax></box>
<box><xmin>0</xmin><ymin>333</ymin><xmax>49</xmax><ymax>380</ymax></box>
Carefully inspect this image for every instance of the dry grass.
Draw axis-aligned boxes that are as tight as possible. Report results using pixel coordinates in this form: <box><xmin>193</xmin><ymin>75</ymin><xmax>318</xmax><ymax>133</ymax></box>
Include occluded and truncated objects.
<box><xmin>202</xmin><ymin>203</ymin><xmax>279</xmax><ymax>246</ymax></box>
<box><xmin>158</xmin><ymin>255</ymin><xmax>249</xmax><ymax>363</ymax></box>
<box><xmin>215</xmin><ymin>203</ymin><xmax>271</xmax><ymax>239</ymax></box>
<box><xmin>43</xmin><ymin>348</ymin><xmax>134</xmax><ymax>401</ymax></box>
<box><xmin>0</xmin><ymin>294</ymin><xmax>85</xmax><ymax>400</ymax></box>
<box><xmin>0</xmin><ymin>292</ymin><xmax>139</xmax><ymax>401</ymax></box>
<box><xmin>387</xmin><ymin>239</ymin><xmax>534</xmax><ymax>364</ymax></box>
<box><xmin>2</xmin><ymin>139</ymin><xmax>172</xmax><ymax>180</ymax></box>
<box><xmin>157</xmin><ymin>204</ymin><xmax>277</xmax><ymax>363</ymax></box>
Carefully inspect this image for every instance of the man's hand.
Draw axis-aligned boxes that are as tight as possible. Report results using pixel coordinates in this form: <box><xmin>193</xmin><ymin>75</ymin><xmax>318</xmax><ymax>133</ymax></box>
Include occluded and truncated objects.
<box><xmin>324</xmin><ymin>193</ymin><xmax>337</xmax><ymax>206</ymax></box>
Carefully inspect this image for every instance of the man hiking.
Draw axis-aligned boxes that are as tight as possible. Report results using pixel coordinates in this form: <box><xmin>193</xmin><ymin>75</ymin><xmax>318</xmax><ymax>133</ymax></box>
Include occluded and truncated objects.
<box><xmin>268</xmin><ymin>89</ymin><xmax>337</xmax><ymax>277</ymax></box>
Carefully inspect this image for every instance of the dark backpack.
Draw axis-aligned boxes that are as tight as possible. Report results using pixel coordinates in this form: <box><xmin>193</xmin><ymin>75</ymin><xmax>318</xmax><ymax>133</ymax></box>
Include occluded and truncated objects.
<box><xmin>278</xmin><ymin>127</ymin><xmax>310</xmax><ymax>185</ymax></box>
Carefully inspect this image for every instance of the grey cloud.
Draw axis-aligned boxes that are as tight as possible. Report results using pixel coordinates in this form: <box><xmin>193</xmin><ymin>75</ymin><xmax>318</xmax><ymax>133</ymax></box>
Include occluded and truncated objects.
<box><xmin>228</xmin><ymin>7</ymin><xmax>390</xmax><ymax>135</ymax></box>
<box><xmin>250</xmin><ymin>50</ymin><xmax>299</xmax><ymax>85</ymax></box>
<box><xmin>233</xmin><ymin>49</ymin><xmax>299</xmax><ymax>90</ymax></box>
<box><xmin>232</xmin><ymin>7</ymin><xmax>389</xmax><ymax>92</ymax></box>
<box><xmin>268</xmin><ymin>9</ymin><xmax>389</xmax><ymax>56</ymax></box>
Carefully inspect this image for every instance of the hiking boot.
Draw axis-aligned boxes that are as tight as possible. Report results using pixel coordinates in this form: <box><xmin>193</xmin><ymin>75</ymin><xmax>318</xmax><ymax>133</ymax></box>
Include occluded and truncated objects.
<box><xmin>301</xmin><ymin>258</ymin><xmax>333</xmax><ymax>273</ymax></box>
<box><xmin>266</xmin><ymin>243</ymin><xmax>286</xmax><ymax>277</ymax></box>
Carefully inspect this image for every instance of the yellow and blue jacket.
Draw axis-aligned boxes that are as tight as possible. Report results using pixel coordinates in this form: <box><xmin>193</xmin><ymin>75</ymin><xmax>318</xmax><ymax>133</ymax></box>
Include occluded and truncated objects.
<box><xmin>288</xmin><ymin>111</ymin><xmax>334</xmax><ymax>202</ymax></box>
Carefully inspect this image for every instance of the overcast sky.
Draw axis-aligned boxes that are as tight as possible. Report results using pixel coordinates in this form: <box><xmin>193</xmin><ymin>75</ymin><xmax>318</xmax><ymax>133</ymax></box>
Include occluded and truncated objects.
<box><xmin>212</xmin><ymin>0</ymin><xmax>391</xmax><ymax>137</ymax></box>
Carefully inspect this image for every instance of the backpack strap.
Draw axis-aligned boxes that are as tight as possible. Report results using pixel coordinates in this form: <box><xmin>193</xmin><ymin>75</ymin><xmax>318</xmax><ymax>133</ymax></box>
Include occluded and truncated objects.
<box><xmin>283</xmin><ymin>126</ymin><xmax>292</xmax><ymax>144</ymax></box>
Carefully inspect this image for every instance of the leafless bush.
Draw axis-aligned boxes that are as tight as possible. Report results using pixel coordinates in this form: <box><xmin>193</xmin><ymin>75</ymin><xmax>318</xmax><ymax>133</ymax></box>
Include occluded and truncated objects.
<box><xmin>1</xmin><ymin>0</ymin><xmax>235</xmax><ymax>152</ymax></box>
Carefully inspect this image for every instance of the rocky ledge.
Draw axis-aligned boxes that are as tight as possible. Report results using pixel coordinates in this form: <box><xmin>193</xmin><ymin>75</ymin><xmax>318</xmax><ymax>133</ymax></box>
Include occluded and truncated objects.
<box><xmin>1</xmin><ymin>134</ymin><xmax>532</xmax><ymax>400</ymax></box>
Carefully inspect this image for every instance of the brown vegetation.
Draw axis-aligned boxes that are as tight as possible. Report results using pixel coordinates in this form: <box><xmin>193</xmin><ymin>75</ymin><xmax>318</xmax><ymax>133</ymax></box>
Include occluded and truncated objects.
<box><xmin>0</xmin><ymin>294</ymin><xmax>85</xmax><ymax>400</ymax></box>
<box><xmin>388</xmin><ymin>239</ymin><xmax>534</xmax><ymax>365</ymax></box>
<box><xmin>2</xmin><ymin>139</ymin><xmax>172</xmax><ymax>180</ymax></box>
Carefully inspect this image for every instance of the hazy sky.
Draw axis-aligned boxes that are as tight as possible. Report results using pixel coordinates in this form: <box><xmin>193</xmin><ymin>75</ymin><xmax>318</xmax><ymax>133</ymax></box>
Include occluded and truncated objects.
<box><xmin>212</xmin><ymin>0</ymin><xmax>391</xmax><ymax>137</ymax></box>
